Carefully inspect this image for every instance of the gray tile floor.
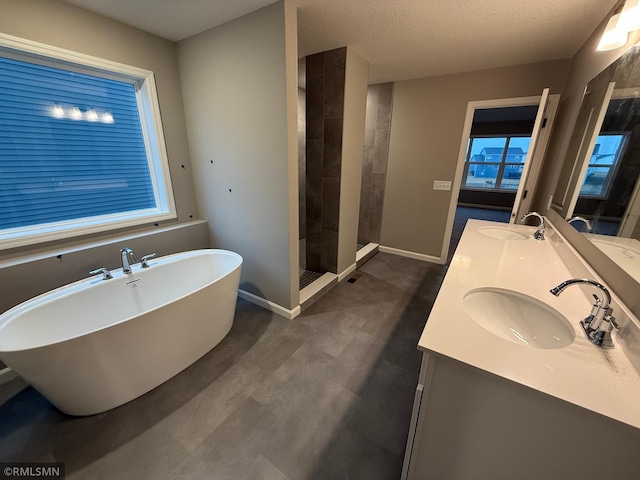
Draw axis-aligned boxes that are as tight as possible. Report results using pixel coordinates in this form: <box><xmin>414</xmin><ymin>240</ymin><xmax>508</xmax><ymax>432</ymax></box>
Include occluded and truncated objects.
<box><xmin>0</xmin><ymin>253</ymin><xmax>447</xmax><ymax>479</ymax></box>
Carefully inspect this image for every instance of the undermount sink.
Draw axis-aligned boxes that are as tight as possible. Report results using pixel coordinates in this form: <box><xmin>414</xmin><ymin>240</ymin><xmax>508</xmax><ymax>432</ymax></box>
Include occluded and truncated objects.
<box><xmin>477</xmin><ymin>227</ymin><xmax>529</xmax><ymax>241</ymax></box>
<box><xmin>463</xmin><ymin>287</ymin><xmax>575</xmax><ymax>349</ymax></box>
<box><xmin>591</xmin><ymin>239</ymin><xmax>640</xmax><ymax>260</ymax></box>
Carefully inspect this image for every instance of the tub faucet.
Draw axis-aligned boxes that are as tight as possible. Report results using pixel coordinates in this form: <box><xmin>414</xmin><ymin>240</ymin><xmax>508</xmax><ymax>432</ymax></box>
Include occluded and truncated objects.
<box><xmin>89</xmin><ymin>267</ymin><xmax>112</xmax><ymax>280</ymax></box>
<box><xmin>568</xmin><ymin>216</ymin><xmax>592</xmax><ymax>232</ymax></box>
<box><xmin>519</xmin><ymin>212</ymin><xmax>545</xmax><ymax>240</ymax></box>
<box><xmin>550</xmin><ymin>278</ymin><xmax>619</xmax><ymax>348</ymax></box>
<box><xmin>121</xmin><ymin>248</ymin><xmax>139</xmax><ymax>274</ymax></box>
<box><xmin>141</xmin><ymin>253</ymin><xmax>156</xmax><ymax>268</ymax></box>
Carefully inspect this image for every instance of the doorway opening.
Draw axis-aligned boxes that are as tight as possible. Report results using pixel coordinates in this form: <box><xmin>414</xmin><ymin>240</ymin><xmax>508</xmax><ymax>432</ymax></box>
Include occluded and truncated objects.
<box><xmin>444</xmin><ymin>92</ymin><xmax>560</xmax><ymax>263</ymax></box>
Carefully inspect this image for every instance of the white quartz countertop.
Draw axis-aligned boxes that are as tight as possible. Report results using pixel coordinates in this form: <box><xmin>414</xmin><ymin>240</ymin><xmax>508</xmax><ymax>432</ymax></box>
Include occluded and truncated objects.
<box><xmin>419</xmin><ymin>219</ymin><xmax>640</xmax><ymax>430</ymax></box>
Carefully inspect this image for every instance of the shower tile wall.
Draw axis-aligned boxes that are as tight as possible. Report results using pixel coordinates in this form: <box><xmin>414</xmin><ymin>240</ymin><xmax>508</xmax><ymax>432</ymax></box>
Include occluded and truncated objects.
<box><xmin>298</xmin><ymin>86</ymin><xmax>306</xmax><ymax>240</ymax></box>
<box><xmin>358</xmin><ymin>83</ymin><xmax>393</xmax><ymax>246</ymax></box>
<box><xmin>305</xmin><ymin>48</ymin><xmax>347</xmax><ymax>273</ymax></box>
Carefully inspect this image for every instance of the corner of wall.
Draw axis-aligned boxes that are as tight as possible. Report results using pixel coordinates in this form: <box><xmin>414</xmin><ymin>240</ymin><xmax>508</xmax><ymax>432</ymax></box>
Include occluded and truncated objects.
<box><xmin>176</xmin><ymin>1</ymin><xmax>299</xmax><ymax>310</ymax></box>
<box><xmin>338</xmin><ymin>48</ymin><xmax>369</xmax><ymax>273</ymax></box>
<box><xmin>284</xmin><ymin>0</ymin><xmax>300</xmax><ymax>308</ymax></box>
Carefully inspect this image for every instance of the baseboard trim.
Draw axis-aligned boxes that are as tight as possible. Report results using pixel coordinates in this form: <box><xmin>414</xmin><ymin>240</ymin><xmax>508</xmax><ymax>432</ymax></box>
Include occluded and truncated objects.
<box><xmin>0</xmin><ymin>367</ymin><xmax>18</xmax><ymax>385</ymax></box>
<box><xmin>238</xmin><ymin>289</ymin><xmax>301</xmax><ymax>320</ymax></box>
<box><xmin>379</xmin><ymin>246</ymin><xmax>444</xmax><ymax>265</ymax></box>
<box><xmin>457</xmin><ymin>202</ymin><xmax>512</xmax><ymax>212</ymax></box>
<box><xmin>356</xmin><ymin>243</ymin><xmax>379</xmax><ymax>267</ymax></box>
<box><xmin>300</xmin><ymin>272</ymin><xmax>338</xmax><ymax>311</ymax></box>
<box><xmin>338</xmin><ymin>263</ymin><xmax>357</xmax><ymax>282</ymax></box>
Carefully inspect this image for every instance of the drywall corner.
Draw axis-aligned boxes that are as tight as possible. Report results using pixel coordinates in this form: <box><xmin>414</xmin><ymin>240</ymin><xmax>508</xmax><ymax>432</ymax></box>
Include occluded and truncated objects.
<box><xmin>338</xmin><ymin>48</ymin><xmax>369</xmax><ymax>273</ymax></box>
<box><xmin>177</xmin><ymin>0</ymin><xmax>298</xmax><ymax>309</ymax></box>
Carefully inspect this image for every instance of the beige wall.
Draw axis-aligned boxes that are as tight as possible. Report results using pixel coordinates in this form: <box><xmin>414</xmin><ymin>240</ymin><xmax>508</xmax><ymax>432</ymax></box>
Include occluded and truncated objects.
<box><xmin>177</xmin><ymin>1</ymin><xmax>299</xmax><ymax>309</ymax></box>
<box><xmin>0</xmin><ymin>0</ymin><xmax>201</xmax><ymax>312</ymax></box>
<box><xmin>337</xmin><ymin>48</ymin><xmax>369</xmax><ymax>273</ymax></box>
<box><xmin>382</xmin><ymin>60</ymin><xmax>571</xmax><ymax>257</ymax></box>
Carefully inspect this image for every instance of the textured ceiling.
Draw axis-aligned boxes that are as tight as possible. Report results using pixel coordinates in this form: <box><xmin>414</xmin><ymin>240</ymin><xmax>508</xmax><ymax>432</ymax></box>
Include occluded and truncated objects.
<box><xmin>63</xmin><ymin>0</ymin><xmax>619</xmax><ymax>83</ymax></box>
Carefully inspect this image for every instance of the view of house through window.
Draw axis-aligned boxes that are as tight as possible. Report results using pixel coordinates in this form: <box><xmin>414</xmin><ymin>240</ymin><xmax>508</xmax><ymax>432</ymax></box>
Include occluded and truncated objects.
<box><xmin>0</xmin><ymin>40</ymin><xmax>175</xmax><ymax>249</ymax></box>
<box><xmin>579</xmin><ymin>133</ymin><xmax>626</xmax><ymax>198</ymax></box>
<box><xmin>463</xmin><ymin>136</ymin><xmax>532</xmax><ymax>191</ymax></box>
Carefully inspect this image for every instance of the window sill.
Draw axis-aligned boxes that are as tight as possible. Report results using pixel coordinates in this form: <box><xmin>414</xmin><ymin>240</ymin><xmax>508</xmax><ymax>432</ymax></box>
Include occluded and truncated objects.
<box><xmin>0</xmin><ymin>219</ymin><xmax>206</xmax><ymax>269</ymax></box>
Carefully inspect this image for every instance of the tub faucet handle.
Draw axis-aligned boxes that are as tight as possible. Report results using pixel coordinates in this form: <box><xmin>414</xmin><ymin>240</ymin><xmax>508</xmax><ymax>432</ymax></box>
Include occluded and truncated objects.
<box><xmin>141</xmin><ymin>253</ymin><xmax>156</xmax><ymax>268</ymax></box>
<box><xmin>89</xmin><ymin>267</ymin><xmax>113</xmax><ymax>280</ymax></box>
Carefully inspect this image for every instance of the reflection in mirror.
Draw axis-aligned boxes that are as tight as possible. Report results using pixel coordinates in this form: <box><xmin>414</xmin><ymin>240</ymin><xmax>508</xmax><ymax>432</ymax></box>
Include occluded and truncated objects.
<box><xmin>552</xmin><ymin>46</ymin><xmax>640</xmax><ymax>283</ymax></box>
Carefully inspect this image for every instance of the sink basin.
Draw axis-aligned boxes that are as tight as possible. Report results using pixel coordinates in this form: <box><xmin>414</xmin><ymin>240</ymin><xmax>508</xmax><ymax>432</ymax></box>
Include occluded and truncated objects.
<box><xmin>591</xmin><ymin>239</ymin><xmax>640</xmax><ymax>283</ymax></box>
<box><xmin>591</xmin><ymin>239</ymin><xmax>640</xmax><ymax>260</ymax></box>
<box><xmin>478</xmin><ymin>227</ymin><xmax>528</xmax><ymax>241</ymax></box>
<box><xmin>463</xmin><ymin>287</ymin><xmax>575</xmax><ymax>349</ymax></box>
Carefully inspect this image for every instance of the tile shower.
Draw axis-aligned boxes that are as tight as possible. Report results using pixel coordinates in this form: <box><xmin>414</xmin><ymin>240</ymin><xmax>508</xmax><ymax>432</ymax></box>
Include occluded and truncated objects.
<box><xmin>358</xmin><ymin>83</ymin><xmax>393</xmax><ymax>247</ymax></box>
<box><xmin>298</xmin><ymin>54</ymin><xmax>392</xmax><ymax>288</ymax></box>
<box><xmin>305</xmin><ymin>48</ymin><xmax>347</xmax><ymax>275</ymax></box>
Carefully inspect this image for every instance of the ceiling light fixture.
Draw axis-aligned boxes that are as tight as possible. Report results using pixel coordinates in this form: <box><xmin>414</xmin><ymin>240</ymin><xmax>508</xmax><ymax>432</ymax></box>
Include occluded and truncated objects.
<box><xmin>101</xmin><ymin>112</ymin><xmax>114</xmax><ymax>124</ymax></box>
<box><xmin>620</xmin><ymin>0</ymin><xmax>640</xmax><ymax>32</ymax></box>
<box><xmin>69</xmin><ymin>107</ymin><xmax>83</xmax><ymax>120</ymax></box>
<box><xmin>51</xmin><ymin>105</ymin><xmax>65</xmax><ymax>118</ymax></box>
<box><xmin>85</xmin><ymin>109</ymin><xmax>99</xmax><ymax>122</ymax></box>
<box><xmin>597</xmin><ymin>13</ymin><xmax>628</xmax><ymax>51</ymax></box>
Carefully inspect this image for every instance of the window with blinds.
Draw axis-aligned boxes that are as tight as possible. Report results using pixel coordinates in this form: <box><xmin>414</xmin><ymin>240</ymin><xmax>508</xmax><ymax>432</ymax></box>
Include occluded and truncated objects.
<box><xmin>0</xmin><ymin>35</ymin><xmax>175</xmax><ymax>249</ymax></box>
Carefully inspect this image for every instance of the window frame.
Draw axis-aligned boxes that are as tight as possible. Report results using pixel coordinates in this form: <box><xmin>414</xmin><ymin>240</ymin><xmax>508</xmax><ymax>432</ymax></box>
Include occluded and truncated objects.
<box><xmin>0</xmin><ymin>33</ymin><xmax>176</xmax><ymax>251</ymax></box>
<box><xmin>462</xmin><ymin>134</ymin><xmax>531</xmax><ymax>192</ymax></box>
<box><xmin>578</xmin><ymin>132</ymin><xmax>629</xmax><ymax>200</ymax></box>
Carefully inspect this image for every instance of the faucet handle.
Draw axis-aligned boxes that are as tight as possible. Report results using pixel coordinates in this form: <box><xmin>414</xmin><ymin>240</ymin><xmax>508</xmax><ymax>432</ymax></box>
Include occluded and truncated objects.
<box><xmin>606</xmin><ymin>313</ymin><xmax>620</xmax><ymax>330</ymax></box>
<box><xmin>141</xmin><ymin>253</ymin><xmax>156</xmax><ymax>268</ymax></box>
<box><xmin>90</xmin><ymin>267</ymin><xmax>113</xmax><ymax>280</ymax></box>
<box><xmin>584</xmin><ymin>294</ymin><xmax>603</xmax><ymax>326</ymax></box>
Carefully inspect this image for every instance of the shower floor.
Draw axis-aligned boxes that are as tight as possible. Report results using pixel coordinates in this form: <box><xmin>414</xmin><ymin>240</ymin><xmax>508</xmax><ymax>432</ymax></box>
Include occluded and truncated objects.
<box><xmin>299</xmin><ymin>238</ymin><xmax>323</xmax><ymax>289</ymax></box>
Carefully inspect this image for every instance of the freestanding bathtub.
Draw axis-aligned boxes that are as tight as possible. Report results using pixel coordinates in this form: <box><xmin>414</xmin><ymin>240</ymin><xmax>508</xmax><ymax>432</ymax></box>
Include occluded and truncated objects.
<box><xmin>0</xmin><ymin>249</ymin><xmax>242</xmax><ymax>416</ymax></box>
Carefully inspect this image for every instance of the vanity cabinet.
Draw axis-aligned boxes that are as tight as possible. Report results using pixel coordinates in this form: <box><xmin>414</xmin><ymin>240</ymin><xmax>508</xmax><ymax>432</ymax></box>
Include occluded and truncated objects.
<box><xmin>402</xmin><ymin>219</ymin><xmax>640</xmax><ymax>480</ymax></box>
<box><xmin>403</xmin><ymin>352</ymin><xmax>640</xmax><ymax>480</ymax></box>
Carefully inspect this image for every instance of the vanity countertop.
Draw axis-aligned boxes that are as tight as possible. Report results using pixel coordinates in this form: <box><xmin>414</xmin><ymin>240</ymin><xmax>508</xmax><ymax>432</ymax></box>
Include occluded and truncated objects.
<box><xmin>585</xmin><ymin>234</ymin><xmax>640</xmax><ymax>283</ymax></box>
<box><xmin>419</xmin><ymin>219</ymin><xmax>640</xmax><ymax>430</ymax></box>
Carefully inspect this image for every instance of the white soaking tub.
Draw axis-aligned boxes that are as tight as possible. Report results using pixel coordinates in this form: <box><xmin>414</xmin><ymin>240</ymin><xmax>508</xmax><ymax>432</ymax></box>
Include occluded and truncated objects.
<box><xmin>0</xmin><ymin>249</ymin><xmax>242</xmax><ymax>416</ymax></box>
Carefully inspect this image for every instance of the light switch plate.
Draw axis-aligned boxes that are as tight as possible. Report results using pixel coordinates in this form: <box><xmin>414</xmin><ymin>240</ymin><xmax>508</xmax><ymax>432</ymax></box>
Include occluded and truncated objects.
<box><xmin>433</xmin><ymin>180</ymin><xmax>452</xmax><ymax>191</ymax></box>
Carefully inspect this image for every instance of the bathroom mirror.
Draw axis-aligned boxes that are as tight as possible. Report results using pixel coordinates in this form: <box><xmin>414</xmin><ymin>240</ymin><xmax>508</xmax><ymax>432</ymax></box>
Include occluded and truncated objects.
<box><xmin>552</xmin><ymin>45</ymin><xmax>640</xmax><ymax>283</ymax></box>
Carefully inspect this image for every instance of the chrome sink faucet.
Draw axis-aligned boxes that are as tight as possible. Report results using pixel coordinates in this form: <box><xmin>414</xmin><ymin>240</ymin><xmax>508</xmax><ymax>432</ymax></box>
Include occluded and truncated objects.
<box><xmin>568</xmin><ymin>216</ymin><xmax>592</xmax><ymax>232</ymax></box>
<box><xmin>550</xmin><ymin>278</ymin><xmax>619</xmax><ymax>348</ymax></box>
<box><xmin>520</xmin><ymin>212</ymin><xmax>545</xmax><ymax>240</ymax></box>
<box><xmin>121</xmin><ymin>247</ymin><xmax>139</xmax><ymax>274</ymax></box>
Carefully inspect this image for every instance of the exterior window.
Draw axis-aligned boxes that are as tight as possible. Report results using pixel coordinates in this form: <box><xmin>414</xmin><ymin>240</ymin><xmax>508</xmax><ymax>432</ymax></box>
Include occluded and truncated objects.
<box><xmin>579</xmin><ymin>134</ymin><xmax>627</xmax><ymax>199</ymax></box>
<box><xmin>0</xmin><ymin>34</ymin><xmax>175</xmax><ymax>250</ymax></box>
<box><xmin>463</xmin><ymin>135</ymin><xmax>531</xmax><ymax>192</ymax></box>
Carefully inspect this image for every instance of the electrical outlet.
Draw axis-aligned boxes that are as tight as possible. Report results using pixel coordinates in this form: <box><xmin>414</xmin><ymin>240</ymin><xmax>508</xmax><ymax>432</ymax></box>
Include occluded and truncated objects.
<box><xmin>433</xmin><ymin>180</ymin><xmax>452</xmax><ymax>191</ymax></box>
